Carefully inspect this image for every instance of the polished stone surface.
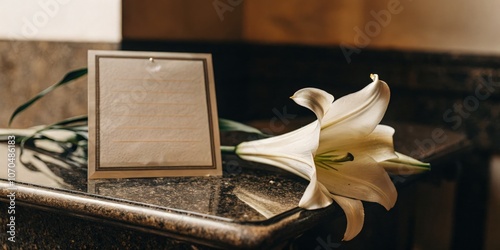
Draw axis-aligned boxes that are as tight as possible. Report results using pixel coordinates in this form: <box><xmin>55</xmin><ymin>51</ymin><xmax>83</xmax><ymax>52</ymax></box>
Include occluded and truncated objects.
<box><xmin>0</xmin><ymin>127</ymin><xmax>469</xmax><ymax>248</ymax></box>
<box><xmin>87</xmin><ymin>161</ymin><xmax>306</xmax><ymax>222</ymax></box>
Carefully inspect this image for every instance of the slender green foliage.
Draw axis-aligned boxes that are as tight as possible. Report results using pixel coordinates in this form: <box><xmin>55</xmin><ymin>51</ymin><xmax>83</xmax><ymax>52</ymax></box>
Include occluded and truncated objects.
<box><xmin>9</xmin><ymin>68</ymin><xmax>88</xmax><ymax>126</ymax></box>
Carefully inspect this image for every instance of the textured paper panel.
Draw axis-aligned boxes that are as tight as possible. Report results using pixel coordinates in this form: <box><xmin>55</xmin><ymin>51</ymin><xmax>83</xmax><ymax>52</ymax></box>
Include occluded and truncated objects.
<box><xmin>88</xmin><ymin>50</ymin><xmax>221</xmax><ymax>179</ymax></box>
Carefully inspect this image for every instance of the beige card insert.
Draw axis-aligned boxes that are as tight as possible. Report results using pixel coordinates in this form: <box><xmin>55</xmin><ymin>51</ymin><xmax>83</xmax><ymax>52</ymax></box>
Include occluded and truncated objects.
<box><xmin>88</xmin><ymin>50</ymin><xmax>222</xmax><ymax>179</ymax></box>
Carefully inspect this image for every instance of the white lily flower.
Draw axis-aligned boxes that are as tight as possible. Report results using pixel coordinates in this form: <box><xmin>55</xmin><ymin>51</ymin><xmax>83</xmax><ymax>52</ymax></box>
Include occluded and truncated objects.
<box><xmin>290</xmin><ymin>74</ymin><xmax>399</xmax><ymax>240</ymax></box>
<box><xmin>235</xmin><ymin>74</ymin><xmax>429</xmax><ymax>241</ymax></box>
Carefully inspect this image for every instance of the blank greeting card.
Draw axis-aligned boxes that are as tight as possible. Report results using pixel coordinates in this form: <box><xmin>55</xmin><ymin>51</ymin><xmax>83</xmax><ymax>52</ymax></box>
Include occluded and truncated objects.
<box><xmin>87</xmin><ymin>50</ymin><xmax>222</xmax><ymax>179</ymax></box>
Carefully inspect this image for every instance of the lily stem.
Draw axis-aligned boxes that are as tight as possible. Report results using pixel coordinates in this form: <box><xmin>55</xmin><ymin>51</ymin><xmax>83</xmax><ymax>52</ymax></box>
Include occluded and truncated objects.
<box><xmin>220</xmin><ymin>145</ymin><xmax>236</xmax><ymax>154</ymax></box>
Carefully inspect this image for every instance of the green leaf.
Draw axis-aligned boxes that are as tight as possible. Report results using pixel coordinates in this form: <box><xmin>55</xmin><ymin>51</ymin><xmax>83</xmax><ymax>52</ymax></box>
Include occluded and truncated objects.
<box><xmin>45</xmin><ymin>115</ymin><xmax>88</xmax><ymax>128</ymax></box>
<box><xmin>9</xmin><ymin>68</ymin><xmax>88</xmax><ymax>126</ymax></box>
<box><xmin>0</xmin><ymin>134</ymin><xmax>26</xmax><ymax>143</ymax></box>
<box><xmin>219</xmin><ymin>118</ymin><xmax>267</xmax><ymax>135</ymax></box>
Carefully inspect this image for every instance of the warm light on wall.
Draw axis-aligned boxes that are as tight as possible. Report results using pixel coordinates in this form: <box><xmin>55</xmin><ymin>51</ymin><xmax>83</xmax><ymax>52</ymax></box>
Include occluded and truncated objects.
<box><xmin>0</xmin><ymin>0</ymin><xmax>121</xmax><ymax>42</ymax></box>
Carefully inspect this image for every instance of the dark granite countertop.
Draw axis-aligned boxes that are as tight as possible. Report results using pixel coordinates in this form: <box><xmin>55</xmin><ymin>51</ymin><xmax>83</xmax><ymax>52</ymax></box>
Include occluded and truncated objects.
<box><xmin>0</xmin><ymin>123</ymin><xmax>470</xmax><ymax>249</ymax></box>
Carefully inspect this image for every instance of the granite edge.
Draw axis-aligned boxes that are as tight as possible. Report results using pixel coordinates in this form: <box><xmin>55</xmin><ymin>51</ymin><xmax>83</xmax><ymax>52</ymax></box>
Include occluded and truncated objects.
<box><xmin>0</xmin><ymin>180</ymin><xmax>337</xmax><ymax>249</ymax></box>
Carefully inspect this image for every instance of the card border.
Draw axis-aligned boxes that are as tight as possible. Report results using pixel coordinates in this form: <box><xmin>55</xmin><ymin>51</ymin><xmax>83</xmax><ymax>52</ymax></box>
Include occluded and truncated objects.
<box><xmin>88</xmin><ymin>50</ymin><xmax>222</xmax><ymax>179</ymax></box>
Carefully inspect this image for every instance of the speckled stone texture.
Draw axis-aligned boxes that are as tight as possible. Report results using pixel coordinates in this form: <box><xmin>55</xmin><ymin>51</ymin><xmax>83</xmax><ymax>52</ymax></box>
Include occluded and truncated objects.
<box><xmin>0</xmin><ymin>204</ymin><xmax>210</xmax><ymax>250</ymax></box>
<box><xmin>0</xmin><ymin>126</ymin><xmax>469</xmax><ymax>249</ymax></box>
<box><xmin>0</xmin><ymin>40</ymin><xmax>118</xmax><ymax>128</ymax></box>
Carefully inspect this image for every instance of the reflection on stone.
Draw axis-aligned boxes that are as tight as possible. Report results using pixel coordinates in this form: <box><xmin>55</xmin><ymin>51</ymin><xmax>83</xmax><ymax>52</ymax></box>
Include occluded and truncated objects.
<box><xmin>0</xmin><ymin>144</ymin><xmax>87</xmax><ymax>191</ymax></box>
<box><xmin>234</xmin><ymin>187</ymin><xmax>285</xmax><ymax>219</ymax></box>
<box><xmin>0</xmin><ymin>141</ymin><xmax>308</xmax><ymax>222</ymax></box>
<box><xmin>86</xmin><ymin>164</ymin><xmax>308</xmax><ymax>222</ymax></box>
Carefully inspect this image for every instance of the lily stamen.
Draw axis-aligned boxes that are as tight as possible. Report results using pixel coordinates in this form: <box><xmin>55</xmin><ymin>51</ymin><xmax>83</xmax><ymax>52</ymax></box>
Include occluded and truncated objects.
<box><xmin>315</xmin><ymin>152</ymin><xmax>354</xmax><ymax>163</ymax></box>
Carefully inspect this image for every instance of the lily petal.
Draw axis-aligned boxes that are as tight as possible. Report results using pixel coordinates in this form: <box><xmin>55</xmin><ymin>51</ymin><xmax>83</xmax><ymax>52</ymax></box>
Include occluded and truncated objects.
<box><xmin>320</xmin><ymin>74</ymin><xmax>390</xmax><ymax>139</ymax></box>
<box><xmin>330</xmin><ymin>194</ymin><xmax>365</xmax><ymax>241</ymax></box>
<box><xmin>236</xmin><ymin>121</ymin><xmax>333</xmax><ymax>209</ymax></box>
<box><xmin>299</xmin><ymin>172</ymin><xmax>333</xmax><ymax>209</ymax></box>
<box><xmin>291</xmin><ymin>88</ymin><xmax>334</xmax><ymax>120</ymax></box>
<box><xmin>380</xmin><ymin>152</ymin><xmax>431</xmax><ymax>175</ymax></box>
<box><xmin>317</xmin><ymin>125</ymin><xmax>397</xmax><ymax>163</ymax></box>
<box><xmin>236</xmin><ymin>121</ymin><xmax>319</xmax><ymax>180</ymax></box>
<box><xmin>317</xmin><ymin>156</ymin><xmax>397</xmax><ymax>210</ymax></box>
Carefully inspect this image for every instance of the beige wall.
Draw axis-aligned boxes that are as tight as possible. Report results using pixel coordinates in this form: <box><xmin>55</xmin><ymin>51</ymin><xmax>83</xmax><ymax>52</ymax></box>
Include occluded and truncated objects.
<box><xmin>244</xmin><ymin>0</ymin><xmax>500</xmax><ymax>54</ymax></box>
<box><xmin>242</xmin><ymin>0</ymin><xmax>365</xmax><ymax>46</ymax></box>
<box><xmin>122</xmin><ymin>0</ymin><xmax>243</xmax><ymax>41</ymax></box>
<box><xmin>364</xmin><ymin>0</ymin><xmax>500</xmax><ymax>54</ymax></box>
<box><xmin>0</xmin><ymin>0</ymin><xmax>121</xmax><ymax>42</ymax></box>
<box><xmin>123</xmin><ymin>0</ymin><xmax>500</xmax><ymax>55</ymax></box>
